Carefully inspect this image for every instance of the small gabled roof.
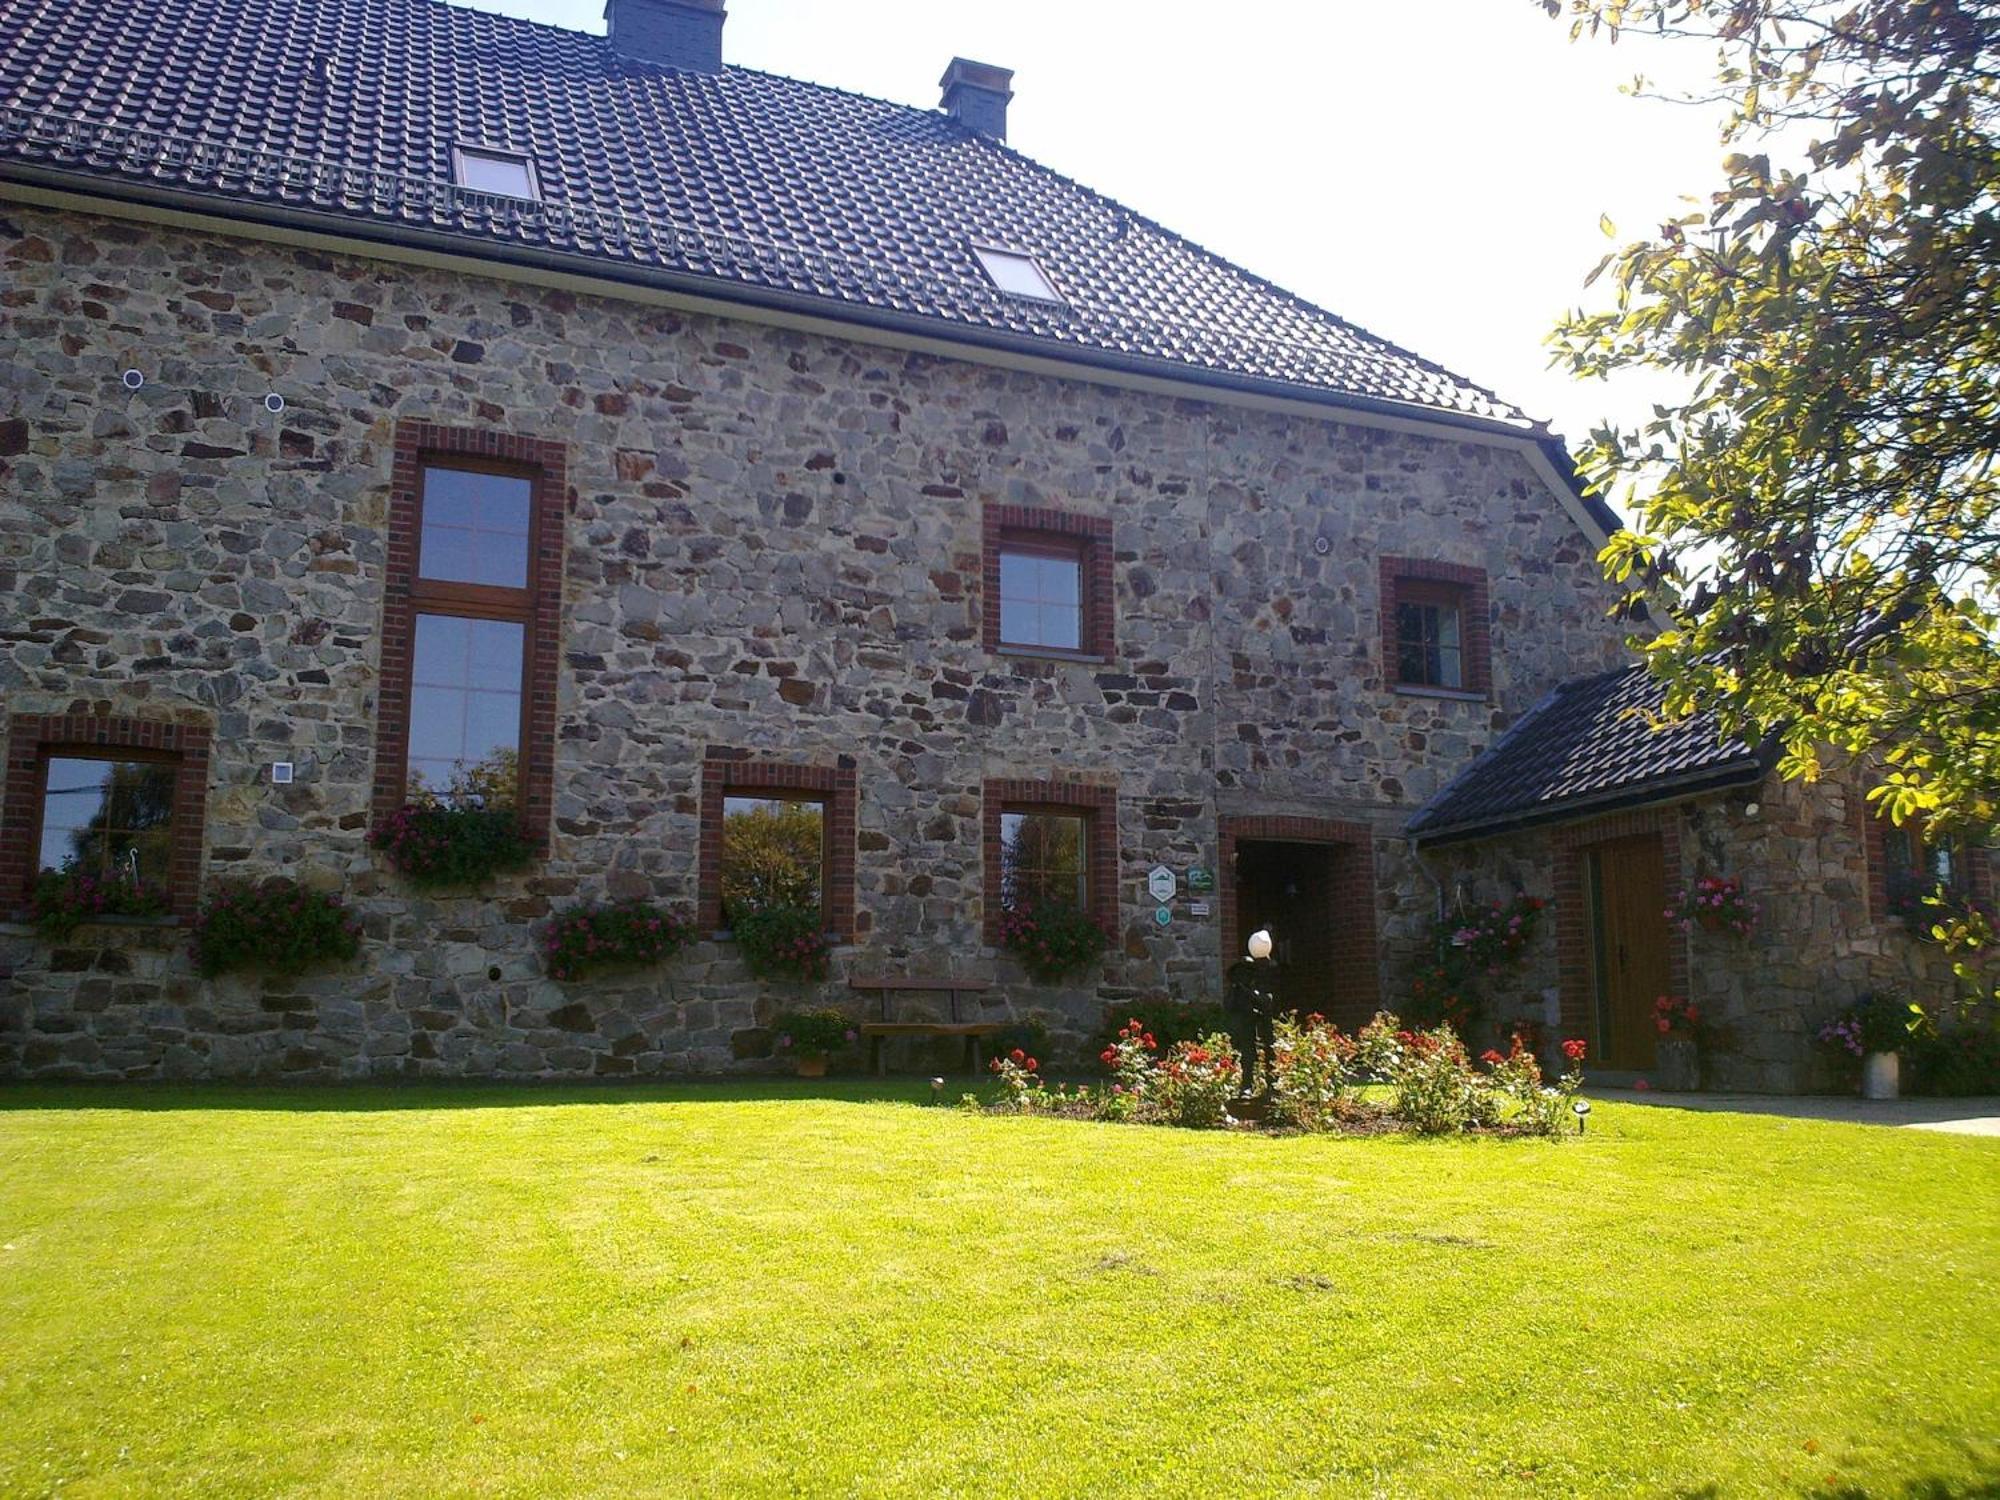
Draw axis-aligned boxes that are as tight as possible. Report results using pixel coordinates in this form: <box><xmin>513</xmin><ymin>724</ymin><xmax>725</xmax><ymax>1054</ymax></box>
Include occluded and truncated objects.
<box><xmin>0</xmin><ymin>0</ymin><xmax>1544</xmax><ymax>434</ymax></box>
<box><xmin>1407</xmin><ymin>664</ymin><xmax>1772</xmax><ymax>847</ymax></box>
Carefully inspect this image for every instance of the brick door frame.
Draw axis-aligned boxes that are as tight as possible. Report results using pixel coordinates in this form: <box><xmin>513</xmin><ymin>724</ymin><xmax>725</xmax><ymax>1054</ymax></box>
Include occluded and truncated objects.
<box><xmin>1218</xmin><ymin>814</ymin><xmax>1380</xmax><ymax>1025</ymax></box>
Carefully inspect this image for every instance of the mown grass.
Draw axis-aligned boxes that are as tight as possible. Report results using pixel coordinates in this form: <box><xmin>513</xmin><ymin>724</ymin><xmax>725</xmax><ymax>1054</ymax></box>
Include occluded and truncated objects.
<box><xmin>1</xmin><ymin>1081</ymin><xmax>1995</xmax><ymax>1498</ymax></box>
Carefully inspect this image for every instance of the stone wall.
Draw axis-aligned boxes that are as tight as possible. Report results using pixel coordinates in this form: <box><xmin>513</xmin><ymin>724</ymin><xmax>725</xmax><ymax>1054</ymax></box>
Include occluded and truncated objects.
<box><xmin>0</xmin><ymin>202</ymin><xmax>1630</xmax><ymax>1080</ymax></box>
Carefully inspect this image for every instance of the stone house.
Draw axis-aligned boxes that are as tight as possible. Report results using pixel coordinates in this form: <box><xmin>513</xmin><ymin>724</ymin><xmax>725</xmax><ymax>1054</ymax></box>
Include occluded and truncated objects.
<box><xmin>0</xmin><ymin>0</ymin><xmax>1973</xmax><ymax>1086</ymax></box>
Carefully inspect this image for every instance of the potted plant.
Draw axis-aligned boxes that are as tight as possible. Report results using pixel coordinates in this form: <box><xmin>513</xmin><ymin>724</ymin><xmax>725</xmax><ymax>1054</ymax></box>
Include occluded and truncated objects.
<box><xmin>1668</xmin><ymin>875</ymin><xmax>1759</xmax><ymax>937</ymax></box>
<box><xmin>1819</xmin><ymin>988</ymin><xmax>1919</xmax><ymax>1099</ymax></box>
<box><xmin>734</xmin><ymin>903</ymin><xmax>832</xmax><ymax>983</ymax></box>
<box><xmin>996</xmin><ymin>901</ymin><xmax>1113</xmax><ymax>983</ymax></box>
<box><xmin>1651</xmin><ymin>994</ymin><xmax>1703</xmax><ymax>1091</ymax></box>
<box><xmin>771</xmin><ymin>1007</ymin><xmax>857</xmax><ymax>1076</ymax></box>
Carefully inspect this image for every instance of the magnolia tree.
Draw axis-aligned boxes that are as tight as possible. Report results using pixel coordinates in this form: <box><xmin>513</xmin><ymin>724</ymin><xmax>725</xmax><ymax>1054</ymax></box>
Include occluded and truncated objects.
<box><xmin>1539</xmin><ymin>0</ymin><xmax>2000</xmax><ymax>841</ymax></box>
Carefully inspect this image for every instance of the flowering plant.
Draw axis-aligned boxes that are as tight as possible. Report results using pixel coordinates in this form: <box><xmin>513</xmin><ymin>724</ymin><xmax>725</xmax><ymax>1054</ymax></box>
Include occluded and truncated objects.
<box><xmin>1266</xmin><ymin>1013</ymin><xmax>1358</xmax><ymax>1130</ymax></box>
<box><xmin>771</xmin><ymin>1007</ymin><xmax>858</xmax><ymax>1060</ymax></box>
<box><xmin>997</xmin><ymin>901</ymin><xmax>1114</xmax><ymax>983</ymax></box>
<box><xmin>734</xmin><ymin>902</ymin><xmax>832</xmax><ymax>982</ymax></box>
<box><xmin>1392</xmin><ymin>1024</ymin><xmax>1500</xmax><ymax>1135</ymax></box>
<box><xmin>189</xmin><ymin>879</ymin><xmax>362</xmax><ymax>977</ymax></box>
<box><xmin>543</xmin><ymin>901</ymin><xmax>693</xmax><ymax>982</ymax></box>
<box><xmin>1152</xmin><ymin>1032</ymin><xmax>1241</xmax><ymax>1128</ymax></box>
<box><xmin>1669</xmin><ymin>875</ymin><xmax>1758</xmax><ymax>937</ymax></box>
<box><xmin>1652</xmin><ymin>993</ymin><xmax>1703</xmax><ymax>1038</ymax></box>
<box><xmin>1411</xmin><ymin>892</ymin><xmax>1546</xmax><ymax>1031</ymax></box>
<box><xmin>1480</xmin><ymin>1033</ymin><xmax>1588</xmax><ymax>1135</ymax></box>
<box><xmin>368</xmin><ymin>802</ymin><xmax>531</xmax><ymax>889</ymax></box>
<box><xmin>1098</xmin><ymin>1016</ymin><xmax>1160</xmax><ymax>1096</ymax></box>
<box><xmin>1819</xmin><ymin>988</ymin><xmax>1919</xmax><ymax>1057</ymax></box>
<box><xmin>28</xmin><ymin>865</ymin><xmax>171</xmax><ymax>940</ymax></box>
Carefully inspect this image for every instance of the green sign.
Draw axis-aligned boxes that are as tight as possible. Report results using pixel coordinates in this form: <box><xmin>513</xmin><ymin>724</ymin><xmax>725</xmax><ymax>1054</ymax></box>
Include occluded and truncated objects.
<box><xmin>1186</xmin><ymin>866</ymin><xmax>1214</xmax><ymax>893</ymax></box>
<box><xmin>1153</xmin><ymin>906</ymin><xmax>1173</xmax><ymax>927</ymax></box>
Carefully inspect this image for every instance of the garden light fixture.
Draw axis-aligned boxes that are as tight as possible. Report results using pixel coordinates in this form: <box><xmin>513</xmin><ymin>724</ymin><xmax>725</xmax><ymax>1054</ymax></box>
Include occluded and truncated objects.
<box><xmin>1572</xmin><ymin>1098</ymin><xmax>1592</xmax><ymax>1133</ymax></box>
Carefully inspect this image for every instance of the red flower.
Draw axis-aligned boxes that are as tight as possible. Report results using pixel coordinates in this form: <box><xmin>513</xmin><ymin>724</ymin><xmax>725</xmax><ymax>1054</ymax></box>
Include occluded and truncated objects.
<box><xmin>1560</xmin><ymin>1038</ymin><xmax>1587</xmax><ymax>1063</ymax></box>
<box><xmin>1024</xmin><ymin>1057</ymin><xmax>1038</xmax><ymax>1073</ymax></box>
<box><xmin>1010</xmin><ymin>1048</ymin><xmax>1026</xmax><ymax>1064</ymax></box>
<box><xmin>1480</xmin><ymin>1049</ymin><xmax>1504</xmax><ymax>1065</ymax></box>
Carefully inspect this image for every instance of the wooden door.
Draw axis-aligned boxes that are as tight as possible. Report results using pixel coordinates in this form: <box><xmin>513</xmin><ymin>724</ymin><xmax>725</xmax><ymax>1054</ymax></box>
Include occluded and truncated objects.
<box><xmin>1588</xmin><ymin>835</ymin><xmax>1671</xmax><ymax>1069</ymax></box>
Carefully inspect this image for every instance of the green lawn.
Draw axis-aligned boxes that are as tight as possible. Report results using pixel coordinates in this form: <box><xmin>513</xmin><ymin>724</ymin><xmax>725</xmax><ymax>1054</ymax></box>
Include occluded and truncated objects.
<box><xmin>1</xmin><ymin>1084</ymin><xmax>1996</xmax><ymax>1498</ymax></box>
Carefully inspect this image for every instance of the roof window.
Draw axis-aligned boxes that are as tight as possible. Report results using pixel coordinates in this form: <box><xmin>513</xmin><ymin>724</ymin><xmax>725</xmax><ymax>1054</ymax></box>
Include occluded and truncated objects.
<box><xmin>973</xmin><ymin>245</ymin><xmax>1062</xmax><ymax>303</ymax></box>
<box><xmin>452</xmin><ymin>146</ymin><xmax>539</xmax><ymax>201</ymax></box>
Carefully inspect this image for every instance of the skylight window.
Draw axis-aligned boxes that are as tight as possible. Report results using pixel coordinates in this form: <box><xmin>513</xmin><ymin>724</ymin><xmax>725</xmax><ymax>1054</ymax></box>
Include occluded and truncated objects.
<box><xmin>973</xmin><ymin>245</ymin><xmax>1063</xmax><ymax>303</ymax></box>
<box><xmin>452</xmin><ymin>146</ymin><xmax>539</xmax><ymax>201</ymax></box>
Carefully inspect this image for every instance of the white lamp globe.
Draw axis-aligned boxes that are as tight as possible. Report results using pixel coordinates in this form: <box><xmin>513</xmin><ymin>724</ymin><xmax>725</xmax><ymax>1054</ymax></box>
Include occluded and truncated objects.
<box><xmin>1247</xmin><ymin>928</ymin><xmax>1274</xmax><ymax>961</ymax></box>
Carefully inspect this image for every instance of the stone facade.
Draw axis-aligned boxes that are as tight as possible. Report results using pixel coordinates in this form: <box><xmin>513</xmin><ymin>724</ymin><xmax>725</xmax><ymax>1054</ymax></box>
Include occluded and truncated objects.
<box><xmin>0</xmin><ymin>202</ymin><xmax>1632</xmax><ymax>1080</ymax></box>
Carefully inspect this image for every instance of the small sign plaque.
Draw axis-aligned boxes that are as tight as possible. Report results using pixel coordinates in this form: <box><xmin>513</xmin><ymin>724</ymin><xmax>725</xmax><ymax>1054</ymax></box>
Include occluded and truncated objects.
<box><xmin>1188</xmin><ymin>901</ymin><xmax>1211</xmax><ymax>918</ymax></box>
<box><xmin>1146</xmin><ymin>865</ymin><xmax>1178</xmax><ymax>903</ymax></box>
<box><xmin>1186</xmin><ymin>866</ymin><xmax>1215</xmax><ymax>893</ymax></box>
<box><xmin>1153</xmin><ymin>905</ymin><xmax>1173</xmax><ymax>927</ymax></box>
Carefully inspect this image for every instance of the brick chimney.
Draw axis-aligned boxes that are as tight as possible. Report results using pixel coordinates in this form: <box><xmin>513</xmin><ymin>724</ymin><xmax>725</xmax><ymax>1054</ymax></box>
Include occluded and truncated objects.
<box><xmin>605</xmin><ymin>0</ymin><xmax>726</xmax><ymax>73</ymax></box>
<box><xmin>939</xmin><ymin>57</ymin><xmax>1013</xmax><ymax>140</ymax></box>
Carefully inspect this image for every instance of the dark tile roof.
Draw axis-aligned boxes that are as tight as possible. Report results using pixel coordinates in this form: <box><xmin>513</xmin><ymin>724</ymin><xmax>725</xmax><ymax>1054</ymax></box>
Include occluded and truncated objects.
<box><xmin>0</xmin><ymin>0</ymin><xmax>1538</xmax><ymax>430</ymax></box>
<box><xmin>1406</xmin><ymin>664</ymin><xmax>1770</xmax><ymax>845</ymax></box>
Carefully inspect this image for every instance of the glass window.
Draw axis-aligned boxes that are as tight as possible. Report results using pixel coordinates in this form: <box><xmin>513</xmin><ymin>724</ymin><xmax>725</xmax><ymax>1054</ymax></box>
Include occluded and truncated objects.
<box><xmin>974</xmin><ymin>246</ymin><xmax>1063</xmax><ymax>303</ymax></box>
<box><xmin>1396</xmin><ymin>596</ymin><xmax>1464</xmax><ymax>690</ymax></box>
<box><xmin>408</xmin><ymin>614</ymin><xmax>524</xmax><ymax>805</ymax></box>
<box><xmin>720</xmin><ymin>795</ymin><xmax>826</xmax><ymax>927</ymax></box>
<box><xmin>1884</xmin><ymin>821</ymin><xmax>1966</xmax><ymax>903</ymax></box>
<box><xmin>1000</xmin><ymin>810</ymin><xmax>1087</xmax><ymax>912</ymax></box>
<box><xmin>453</xmin><ymin>147</ymin><xmax>538</xmax><ymax>200</ymax></box>
<box><xmin>419</xmin><ymin>467</ymin><xmax>533</xmax><ymax>588</ymax></box>
<box><xmin>38</xmin><ymin>756</ymin><xmax>175</xmax><ymax>882</ymax></box>
<box><xmin>999</xmin><ymin>543</ymin><xmax>1084</xmax><ymax>651</ymax></box>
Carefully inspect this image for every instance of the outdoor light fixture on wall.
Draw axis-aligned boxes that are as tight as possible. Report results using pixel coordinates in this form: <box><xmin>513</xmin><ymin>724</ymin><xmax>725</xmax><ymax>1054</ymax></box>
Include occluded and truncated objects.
<box><xmin>1247</xmin><ymin>928</ymin><xmax>1273</xmax><ymax>961</ymax></box>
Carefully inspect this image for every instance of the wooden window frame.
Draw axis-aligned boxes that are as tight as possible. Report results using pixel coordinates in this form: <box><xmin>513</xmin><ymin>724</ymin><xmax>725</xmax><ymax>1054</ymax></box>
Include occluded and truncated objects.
<box><xmin>1863</xmin><ymin>802</ymin><xmax>1993</xmax><ymax>924</ymax></box>
<box><xmin>1380</xmin><ymin>557</ymin><xmax>1491</xmax><ymax>697</ymax></box>
<box><xmin>982</xmin><ymin>502</ymin><xmax>1114</xmax><ymax>662</ymax></box>
<box><xmin>981</xmin><ymin>778</ymin><xmax>1118</xmax><ymax>945</ymax></box>
<box><xmin>371</xmin><ymin>421</ymin><xmax>566</xmax><ymax>852</ymax></box>
<box><xmin>698</xmin><ymin>750</ymin><xmax>858</xmax><ymax>941</ymax></box>
<box><xmin>1</xmin><ymin>714</ymin><xmax>211</xmax><ymax>920</ymax></box>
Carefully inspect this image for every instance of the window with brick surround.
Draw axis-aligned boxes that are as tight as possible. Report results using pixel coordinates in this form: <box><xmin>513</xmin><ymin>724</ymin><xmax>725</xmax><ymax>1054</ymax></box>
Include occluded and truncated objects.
<box><xmin>982</xmin><ymin>503</ymin><xmax>1114</xmax><ymax>659</ymax></box>
<box><xmin>2</xmin><ymin>714</ymin><xmax>211</xmax><ymax>919</ymax></box>
<box><xmin>699</xmin><ymin>752</ymin><xmax>858</xmax><ymax>940</ymax></box>
<box><xmin>982</xmin><ymin>778</ymin><xmax>1118</xmax><ymax>944</ymax></box>
<box><xmin>1865</xmin><ymin>803</ymin><xmax>1991</xmax><ymax>925</ymax></box>
<box><xmin>1380</xmin><ymin>557</ymin><xmax>1490</xmax><ymax>696</ymax></box>
<box><xmin>372</xmin><ymin>422</ymin><xmax>566</xmax><ymax>851</ymax></box>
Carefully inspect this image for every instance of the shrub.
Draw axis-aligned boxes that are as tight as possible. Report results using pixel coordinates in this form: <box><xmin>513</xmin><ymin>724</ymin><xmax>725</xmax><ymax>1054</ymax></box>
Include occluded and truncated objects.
<box><xmin>368</xmin><ymin>802</ymin><xmax>531</xmax><ymax>889</ymax></box>
<box><xmin>1152</xmin><ymin>1032</ymin><xmax>1241</xmax><ymax>1128</ymax></box>
<box><xmin>1390</xmin><ymin>1024</ymin><xmax>1498</xmax><ymax>1136</ymax></box>
<box><xmin>1092</xmin><ymin>1001</ymin><xmax>1228</xmax><ymax>1057</ymax></box>
<box><xmin>771</xmin><ymin>1007</ymin><xmax>857</xmax><ymax>1060</ymax></box>
<box><xmin>735</xmin><ymin>903</ymin><xmax>831</xmax><ymax>982</ymax></box>
<box><xmin>1480</xmin><ymin>1034</ymin><xmax>1586</xmax><ymax>1136</ymax></box>
<box><xmin>1098</xmin><ymin>1015</ymin><xmax>1161</xmax><ymax>1097</ymax></box>
<box><xmin>189</xmin><ymin>879</ymin><xmax>362</xmax><ymax>977</ymax></box>
<box><xmin>997</xmin><ymin>901</ymin><xmax>1113</xmax><ymax>983</ymax></box>
<box><xmin>1905</xmin><ymin>1001</ymin><xmax>2000</xmax><ymax>1096</ymax></box>
<box><xmin>1669</xmin><ymin>875</ymin><xmax>1759</xmax><ymax>937</ymax></box>
<box><xmin>1266</xmin><ymin>1013</ymin><xmax>1357</xmax><ymax>1131</ymax></box>
<box><xmin>543</xmin><ymin>901</ymin><xmax>693</xmax><ymax>982</ymax></box>
<box><xmin>28</xmin><ymin>867</ymin><xmax>170</xmax><ymax>940</ymax></box>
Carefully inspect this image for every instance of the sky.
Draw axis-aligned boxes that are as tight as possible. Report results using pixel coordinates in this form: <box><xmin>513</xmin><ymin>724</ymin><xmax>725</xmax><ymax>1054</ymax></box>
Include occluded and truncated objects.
<box><xmin>473</xmin><ymin>0</ymin><xmax>1735</xmax><ymax>456</ymax></box>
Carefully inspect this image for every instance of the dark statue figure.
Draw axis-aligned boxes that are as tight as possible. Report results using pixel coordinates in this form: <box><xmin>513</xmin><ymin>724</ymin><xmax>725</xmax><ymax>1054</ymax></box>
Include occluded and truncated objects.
<box><xmin>1223</xmin><ymin>951</ymin><xmax>1281</xmax><ymax>1098</ymax></box>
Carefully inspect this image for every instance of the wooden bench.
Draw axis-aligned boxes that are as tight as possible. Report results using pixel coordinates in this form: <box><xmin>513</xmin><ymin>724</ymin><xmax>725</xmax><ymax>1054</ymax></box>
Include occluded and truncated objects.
<box><xmin>849</xmin><ymin>976</ymin><xmax>1001</xmax><ymax>1076</ymax></box>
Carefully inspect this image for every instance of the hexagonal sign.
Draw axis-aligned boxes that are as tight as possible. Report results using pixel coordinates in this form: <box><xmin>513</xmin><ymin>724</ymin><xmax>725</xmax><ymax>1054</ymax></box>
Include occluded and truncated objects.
<box><xmin>1146</xmin><ymin>865</ymin><xmax>1177</xmax><ymax>904</ymax></box>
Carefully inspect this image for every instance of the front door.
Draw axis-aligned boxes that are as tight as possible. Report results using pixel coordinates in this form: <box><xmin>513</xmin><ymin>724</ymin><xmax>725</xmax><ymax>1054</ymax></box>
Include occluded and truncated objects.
<box><xmin>1587</xmin><ymin>835</ymin><xmax>1671</xmax><ymax>1069</ymax></box>
<box><xmin>1234</xmin><ymin>840</ymin><xmax>1338</xmax><ymax>1015</ymax></box>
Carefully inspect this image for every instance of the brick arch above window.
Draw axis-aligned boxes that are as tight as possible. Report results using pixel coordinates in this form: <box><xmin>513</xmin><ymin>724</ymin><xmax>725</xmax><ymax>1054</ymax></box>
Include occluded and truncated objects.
<box><xmin>1</xmin><ymin>713</ymin><xmax>212</xmax><ymax>919</ymax></box>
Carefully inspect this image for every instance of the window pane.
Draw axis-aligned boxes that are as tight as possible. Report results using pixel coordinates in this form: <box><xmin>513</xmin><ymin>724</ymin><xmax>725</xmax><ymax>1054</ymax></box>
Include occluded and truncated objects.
<box><xmin>999</xmin><ymin>545</ymin><xmax>1085</xmax><ymax>649</ymax></box>
<box><xmin>1000</xmin><ymin>810</ymin><xmax>1088</xmax><ymax>912</ymax></box>
<box><xmin>408</xmin><ymin>613</ymin><xmax>523</xmax><ymax>806</ymax></box>
<box><xmin>721</xmin><ymin>796</ymin><xmax>825</xmax><ymax>926</ymax></box>
<box><xmin>39</xmin><ymin>756</ymin><xmax>176</xmax><ymax>882</ymax></box>
<box><xmin>454</xmin><ymin>149</ymin><xmax>536</xmax><ymax>199</ymax></box>
<box><xmin>974</xmin><ymin>247</ymin><xmax>1062</xmax><ymax>302</ymax></box>
<box><xmin>1395</xmin><ymin>598</ymin><xmax>1462</xmax><ymax>688</ymax></box>
<box><xmin>420</xmin><ymin>467</ymin><xmax>532</xmax><ymax>588</ymax></box>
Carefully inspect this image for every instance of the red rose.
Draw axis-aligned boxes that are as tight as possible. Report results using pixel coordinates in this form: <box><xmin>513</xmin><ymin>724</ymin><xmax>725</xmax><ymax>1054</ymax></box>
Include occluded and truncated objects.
<box><xmin>1010</xmin><ymin>1048</ymin><xmax>1025</xmax><ymax>1064</ymax></box>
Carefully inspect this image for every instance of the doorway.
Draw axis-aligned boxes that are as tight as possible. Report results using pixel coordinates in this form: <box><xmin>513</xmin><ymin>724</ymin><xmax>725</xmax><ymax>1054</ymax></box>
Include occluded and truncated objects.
<box><xmin>1585</xmin><ymin>834</ymin><xmax>1672</xmax><ymax>1068</ymax></box>
<box><xmin>1233</xmin><ymin>840</ymin><xmax>1340</xmax><ymax>1017</ymax></box>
